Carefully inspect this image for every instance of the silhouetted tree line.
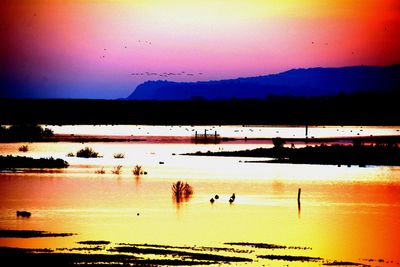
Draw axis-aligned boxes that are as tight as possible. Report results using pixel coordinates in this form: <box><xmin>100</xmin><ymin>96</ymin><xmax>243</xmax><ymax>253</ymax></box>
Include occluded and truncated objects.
<box><xmin>0</xmin><ymin>124</ymin><xmax>53</xmax><ymax>142</ymax></box>
<box><xmin>0</xmin><ymin>89</ymin><xmax>399</xmax><ymax>125</ymax></box>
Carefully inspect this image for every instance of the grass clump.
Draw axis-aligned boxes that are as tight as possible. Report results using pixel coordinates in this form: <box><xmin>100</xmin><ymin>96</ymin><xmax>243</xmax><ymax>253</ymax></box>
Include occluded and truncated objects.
<box><xmin>95</xmin><ymin>167</ymin><xmax>105</xmax><ymax>174</ymax></box>
<box><xmin>112</xmin><ymin>165</ymin><xmax>122</xmax><ymax>175</ymax></box>
<box><xmin>132</xmin><ymin>165</ymin><xmax>146</xmax><ymax>176</ymax></box>
<box><xmin>113</xmin><ymin>153</ymin><xmax>125</xmax><ymax>159</ymax></box>
<box><xmin>18</xmin><ymin>145</ymin><xmax>29</xmax><ymax>152</ymax></box>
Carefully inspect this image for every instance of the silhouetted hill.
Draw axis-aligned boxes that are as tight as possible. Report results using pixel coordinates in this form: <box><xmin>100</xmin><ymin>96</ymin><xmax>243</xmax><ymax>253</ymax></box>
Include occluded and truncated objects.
<box><xmin>127</xmin><ymin>65</ymin><xmax>400</xmax><ymax>100</ymax></box>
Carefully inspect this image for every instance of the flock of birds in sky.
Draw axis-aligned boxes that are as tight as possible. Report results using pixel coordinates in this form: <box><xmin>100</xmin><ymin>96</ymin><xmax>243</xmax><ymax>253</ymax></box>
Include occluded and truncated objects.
<box><xmin>95</xmin><ymin>25</ymin><xmax>389</xmax><ymax>81</ymax></box>
<box><xmin>97</xmin><ymin>39</ymin><xmax>205</xmax><ymax>79</ymax></box>
<box><xmin>131</xmin><ymin>71</ymin><xmax>203</xmax><ymax>78</ymax></box>
<box><xmin>27</xmin><ymin>11</ymin><xmax>392</xmax><ymax>83</ymax></box>
<box><xmin>97</xmin><ymin>30</ymin><xmax>389</xmax><ymax>80</ymax></box>
<box><xmin>29</xmin><ymin>0</ymin><xmax>386</xmax><ymax>83</ymax></box>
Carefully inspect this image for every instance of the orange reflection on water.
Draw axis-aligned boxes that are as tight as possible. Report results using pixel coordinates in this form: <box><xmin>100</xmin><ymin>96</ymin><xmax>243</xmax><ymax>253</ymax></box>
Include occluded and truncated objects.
<box><xmin>0</xmin><ymin>138</ymin><xmax>400</xmax><ymax>266</ymax></box>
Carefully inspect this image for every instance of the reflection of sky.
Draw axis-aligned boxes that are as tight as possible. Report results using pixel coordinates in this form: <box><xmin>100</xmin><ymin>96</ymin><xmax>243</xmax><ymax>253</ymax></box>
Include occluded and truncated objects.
<box><xmin>0</xmin><ymin>140</ymin><xmax>399</xmax><ymax>265</ymax></box>
<box><xmin>1</xmin><ymin>0</ymin><xmax>400</xmax><ymax>98</ymax></box>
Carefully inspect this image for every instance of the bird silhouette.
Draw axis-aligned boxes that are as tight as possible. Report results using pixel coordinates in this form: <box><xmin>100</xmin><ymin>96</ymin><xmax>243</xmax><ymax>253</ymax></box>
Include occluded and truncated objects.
<box><xmin>229</xmin><ymin>193</ymin><xmax>235</xmax><ymax>204</ymax></box>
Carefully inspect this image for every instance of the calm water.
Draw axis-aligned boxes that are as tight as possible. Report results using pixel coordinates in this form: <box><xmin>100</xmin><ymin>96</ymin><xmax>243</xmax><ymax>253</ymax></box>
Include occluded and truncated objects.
<box><xmin>48</xmin><ymin>124</ymin><xmax>400</xmax><ymax>139</ymax></box>
<box><xmin>1</xmin><ymin>125</ymin><xmax>400</xmax><ymax>266</ymax></box>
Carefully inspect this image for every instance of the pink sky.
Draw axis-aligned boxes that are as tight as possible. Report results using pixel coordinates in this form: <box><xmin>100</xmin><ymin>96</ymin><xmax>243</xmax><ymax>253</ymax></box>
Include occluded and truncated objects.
<box><xmin>1</xmin><ymin>0</ymin><xmax>399</xmax><ymax>98</ymax></box>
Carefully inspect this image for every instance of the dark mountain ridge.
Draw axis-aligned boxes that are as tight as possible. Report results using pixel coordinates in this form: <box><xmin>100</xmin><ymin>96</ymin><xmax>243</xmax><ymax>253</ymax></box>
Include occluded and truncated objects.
<box><xmin>127</xmin><ymin>65</ymin><xmax>400</xmax><ymax>100</ymax></box>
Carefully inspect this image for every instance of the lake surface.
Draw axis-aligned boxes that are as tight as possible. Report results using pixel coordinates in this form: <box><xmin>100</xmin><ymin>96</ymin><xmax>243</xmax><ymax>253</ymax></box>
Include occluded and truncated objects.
<box><xmin>1</xmin><ymin>125</ymin><xmax>400</xmax><ymax>266</ymax></box>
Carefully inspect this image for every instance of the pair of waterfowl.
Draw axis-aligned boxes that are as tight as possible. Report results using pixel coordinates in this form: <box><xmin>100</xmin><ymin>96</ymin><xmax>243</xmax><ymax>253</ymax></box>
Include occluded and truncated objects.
<box><xmin>210</xmin><ymin>193</ymin><xmax>235</xmax><ymax>204</ymax></box>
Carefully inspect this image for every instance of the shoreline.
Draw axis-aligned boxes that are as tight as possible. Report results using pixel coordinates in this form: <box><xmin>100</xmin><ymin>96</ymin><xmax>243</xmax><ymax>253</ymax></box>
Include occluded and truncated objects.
<box><xmin>185</xmin><ymin>143</ymin><xmax>400</xmax><ymax>166</ymax></box>
<box><xmin>1</xmin><ymin>133</ymin><xmax>400</xmax><ymax>145</ymax></box>
<box><xmin>0</xmin><ymin>229</ymin><xmax>376</xmax><ymax>267</ymax></box>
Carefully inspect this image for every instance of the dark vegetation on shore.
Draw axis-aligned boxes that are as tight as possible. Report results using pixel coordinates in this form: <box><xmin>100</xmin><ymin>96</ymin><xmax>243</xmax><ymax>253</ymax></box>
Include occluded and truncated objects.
<box><xmin>224</xmin><ymin>242</ymin><xmax>311</xmax><ymax>250</ymax></box>
<box><xmin>0</xmin><ymin>124</ymin><xmax>53</xmax><ymax>142</ymax></box>
<box><xmin>77</xmin><ymin>241</ymin><xmax>111</xmax><ymax>245</ymax></box>
<box><xmin>323</xmin><ymin>261</ymin><xmax>367</xmax><ymax>266</ymax></box>
<box><xmin>0</xmin><ymin>155</ymin><xmax>69</xmax><ymax>169</ymax></box>
<box><xmin>186</xmin><ymin>139</ymin><xmax>400</xmax><ymax>166</ymax></box>
<box><xmin>0</xmin><ymin>247</ymin><xmax>140</xmax><ymax>267</ymax></box>
<box><xmin>0</xmin><ymin>240</ymin><xmax>373</xmax><ymax>267</ymax></box>
<box><xmin>0</xmin><ymin>230</ymin><xmax>75</xmax><ymax>238</ymax></box>
<box><xmin>108</xmin><ymin>245</ymin><xmax>252</xmax><ymax>263</ymax></box>
<box><xmin>1</xmin><ymin>90</ymin><xmax>400</xmax><ymax>125</ymax></box>
<box><xmin>120</xmin><ymin>243</ymin><xmax>253</xmax><ymax>254</ymax></box>
<box><xmin>257</xmin><ymin>254</ymin><xmax>322</xmax><ymax>262</ymax></box>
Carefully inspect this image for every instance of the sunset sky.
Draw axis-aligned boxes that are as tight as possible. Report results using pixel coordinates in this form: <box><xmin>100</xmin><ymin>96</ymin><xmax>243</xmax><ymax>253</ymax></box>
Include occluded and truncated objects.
<box><xmin>1</xmin><ymin>0</ymin><xmax>399</xmax><ymax>99</ymax></box>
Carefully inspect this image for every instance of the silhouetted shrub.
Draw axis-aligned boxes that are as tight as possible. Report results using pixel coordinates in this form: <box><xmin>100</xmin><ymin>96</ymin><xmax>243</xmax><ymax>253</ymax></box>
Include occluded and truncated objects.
<box><xmin>95</xmin><ymin>167</ymin><xmax>105</xmax><ymax>174</ymax></box>
<box><xmin>272</xmin><ymin>137</ymin><xmax>285</xmax><ymax>149</ymax></box>
<box><xmin>172</xmin><ymin>181</ymin><xmax>194</xmax><ymax>204</ymax></box>
<box><xmin>76</xmin><ymin>147</ymin><xmax>99</xmax><ymax>158</ymax></box>
<box><xmin>112</xmin><ymin>165</ymin><xmax>122</xmax><ymax>174</ymax></box>
<box><xmin>132</xmin><ymin>165</ymin><xmax>144</xmax><ymax>175</ymax></box>
<box><xmin>18</xmin><ymin>145</ymin><xmax>29</xmax><ymax>152</ymax></box>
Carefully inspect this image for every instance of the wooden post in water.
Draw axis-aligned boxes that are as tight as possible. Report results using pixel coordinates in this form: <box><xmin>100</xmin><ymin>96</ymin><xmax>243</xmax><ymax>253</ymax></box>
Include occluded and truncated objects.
<box><xmin>305</xmin><ymin>124</ymin><xmax>308</xmax><ymax>139</ymax></box>
<box><xmin>214</xmin><ymin>131</ymin><xmax>217</xmax><ymax>143</ymax></box>
<box><xmin>204</xmin><ymin>129</ymin><xmax>207</xmax><ymax>143</ymax></box>
<box><xmin>297</xmin><ymin>188</ymin><xmax>301</xmax><ymax>205</ymax></box>
<box><xmin>297</xmin><ymin>188</ymin><xmax>301</xmax><ymax>219</ymax></box>
<box><xmin>195</xmin><ymin>131</ymin><xmax>197</xmax><ymax>143</ymax></box>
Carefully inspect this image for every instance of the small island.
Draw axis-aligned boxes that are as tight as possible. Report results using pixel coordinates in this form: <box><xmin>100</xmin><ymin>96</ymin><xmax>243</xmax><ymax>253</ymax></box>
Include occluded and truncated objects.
<box><xmin>185</xmin><ymin>138</ymin><xmax>400</xmax><ymax>166</ymax></box>
<box><xmin>0</xmin><ymin>155</ymin><xmax>69</xmax><ymax>170</ymax></box>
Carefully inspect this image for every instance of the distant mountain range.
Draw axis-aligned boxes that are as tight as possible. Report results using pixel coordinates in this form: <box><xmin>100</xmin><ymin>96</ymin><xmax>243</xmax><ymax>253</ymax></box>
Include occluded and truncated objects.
<box><xmin>126</xmin><ymin>65</ymin><xmax>400</xmax><ymax>100</ymax></box>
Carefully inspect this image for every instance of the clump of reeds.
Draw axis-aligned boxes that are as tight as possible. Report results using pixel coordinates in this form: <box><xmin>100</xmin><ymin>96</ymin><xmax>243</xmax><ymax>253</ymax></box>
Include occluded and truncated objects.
<box><xmin>113</xmin><ymin>153</ymin><xmax>125</xmax><ymax>159</ymax></box>
<box><xmin>112</xmin><ymin>165</ymin><xmax>123</xmax><ymax>175</ymax></box>
<box><xmin>18</xmin><ymin>145</ymin><xmax>29</xmax><ymax>152</ymax></box>
<box><xmin>132</xmin><ymin>165</ymin><xmax>146</xmax><ymax>175</ymax></box>
<box><xmin>95</xmin><ymin>167</ymin><xmax>105</xmax><ymax>174</ymax></box>
<box><xmin>76</xmin><ymin>147</ymin><xmax>99</xmax><ymax>158</ymax></box>
<box><xmin>172</xmin><ymin>181</ymin><xmax>194</xmax><ymax>204</ymax></box>
<box><xmin>66</xmin><ymin>152</ymin><xmax>75</xmax><ymax>157</ymax></box>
